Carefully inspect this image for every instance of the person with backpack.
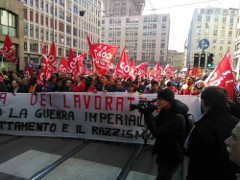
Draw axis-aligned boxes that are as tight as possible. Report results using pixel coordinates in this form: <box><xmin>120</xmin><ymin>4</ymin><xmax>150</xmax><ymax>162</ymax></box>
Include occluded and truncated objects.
<box><xmin>143</xmin><ymin>89</ymin><xmax>188</xmax><ymax>180</ymax></box>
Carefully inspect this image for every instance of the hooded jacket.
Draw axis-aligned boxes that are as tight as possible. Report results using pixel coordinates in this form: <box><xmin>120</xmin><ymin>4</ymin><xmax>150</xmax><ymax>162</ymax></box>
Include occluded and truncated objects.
<box><xmin>145</xmin><ymin>99</ymin><xmax>188</xmax><ymax>166</ymax></box>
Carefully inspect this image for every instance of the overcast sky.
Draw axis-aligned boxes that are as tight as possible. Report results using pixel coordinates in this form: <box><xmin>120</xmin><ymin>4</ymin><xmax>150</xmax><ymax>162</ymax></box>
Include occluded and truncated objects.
<box><xmin>142</xmin><ymin>0</ymin><xmax>240</xmax><ymax>52</ymax></box>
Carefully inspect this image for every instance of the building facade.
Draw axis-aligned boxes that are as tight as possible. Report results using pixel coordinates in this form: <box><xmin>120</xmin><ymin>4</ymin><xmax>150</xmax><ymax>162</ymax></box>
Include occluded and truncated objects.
<box><xmin>101</xmin><ymin>14</ymin><xmax>170</xmax><ymax>67</ymax></box>
<box><xmin>187</xmin><ymin>7</ymin><xmax>238</xmax><ymax>68</ymax></box>
<box><xmin>21</xmin><ymin>0</ymin><xmax>102</xmax><ymax>70</ymax></box>
<box><xmin>102</xmin><ymin>0</ymin><xmax>145</xmax><ymax>17</ymax></box>
<box><xmin>0</xmin><ymin>0</ymin><xmax>24</xmax><ymax>71</ymax></box>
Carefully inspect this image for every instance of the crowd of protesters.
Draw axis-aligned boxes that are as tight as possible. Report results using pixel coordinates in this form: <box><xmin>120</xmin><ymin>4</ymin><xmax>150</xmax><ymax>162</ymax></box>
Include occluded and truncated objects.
<box><xmin>0</xmin><ymin>68</ymin><xmax>210</xmax><ymax>96</ymax></box>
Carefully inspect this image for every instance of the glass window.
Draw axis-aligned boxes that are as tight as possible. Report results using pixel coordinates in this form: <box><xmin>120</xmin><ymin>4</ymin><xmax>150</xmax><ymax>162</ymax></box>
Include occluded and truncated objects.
<box><xmin>35</xmin><ymin>0</ymin><xmax>39</xmax><ymax>8</ymax></box>
<box><xmin>1</xmin><ymin>10</ymin><xmax>8</xmax><ymax>26</ymax></box>
<box><xmin>24</xmin><ymin>24</ymin><xmax>28</xmax><ymax>36</ymax></box>
<box><xmin>36</xmin><ymin>27</ymin><xmax>39</xmax><ymax>38</ymax></box>
<box><xmin>30</xmin><ymin>26</ymin><xmax>34</xmax><ymax>37</ymax></box>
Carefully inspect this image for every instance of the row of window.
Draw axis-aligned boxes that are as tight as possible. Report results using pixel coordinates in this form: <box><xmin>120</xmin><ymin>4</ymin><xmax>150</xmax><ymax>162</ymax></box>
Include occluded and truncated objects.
<box><xmin>199</xmin><ymin>8</ymin><xmax>237</xmax><ymax>17</ymax></box>
<box><xmin>198</xmin><ymin>15</ymin><xmax>235</xmax><ymax>23</ymax></box>
<box><xmin>24</xmin><ymin>24</ymin><xmax>98</xmax><ymax>43</ymax></box>
<box><xmin>24</xmin><ymin>9</ymin><xmax>100</xmax><ymax>33</ymax></box>
<box><xmin>24</xmin><ymin>41</ymin><xmax>90</xmax><ymax>54</ymax></box>
<box><xmin>196</xmin><ymin>29</ymin><xmax>234</xmax><ymax>37</ymax></box>
<box><xmin>23</xmin><ymin>0</ymin><xmax>101</xmax><ymax>11</ymax></box>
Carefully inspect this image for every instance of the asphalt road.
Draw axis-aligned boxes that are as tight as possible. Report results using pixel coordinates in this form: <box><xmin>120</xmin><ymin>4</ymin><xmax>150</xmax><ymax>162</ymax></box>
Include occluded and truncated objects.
<box><xmin>0</xmin><ymin>135</ymin><xmax>158</xmax><ymax>180</ymax></box>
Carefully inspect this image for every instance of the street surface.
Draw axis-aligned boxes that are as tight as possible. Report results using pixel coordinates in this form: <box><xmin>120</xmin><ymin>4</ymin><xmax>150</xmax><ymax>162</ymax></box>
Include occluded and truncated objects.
<box><xmin>0</xmin><ymin>135</ymin><xmax>158</xmax><ymax>180</ymax></box>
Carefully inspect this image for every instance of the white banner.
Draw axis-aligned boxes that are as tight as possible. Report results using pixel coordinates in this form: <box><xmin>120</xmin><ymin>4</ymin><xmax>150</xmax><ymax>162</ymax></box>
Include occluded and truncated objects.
<box><xmin>0</xmin><ymin>92</ymin><xmax>201</xmax><ymax>144</ymax></box>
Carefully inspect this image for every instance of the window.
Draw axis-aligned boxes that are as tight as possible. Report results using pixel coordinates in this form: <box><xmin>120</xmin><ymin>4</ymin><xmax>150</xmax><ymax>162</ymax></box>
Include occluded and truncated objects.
<box><xmin>40</xmin><ymin>0</ymin><xmax>43</xmax><ymax>9</ymax></box>
<box><xmin>213</xmin><ymin>30</ymin><xmax>217</xmax><ymax>36</ymax></box>
<box><xmin>30</xmin><ymin>0</ymin><xmax>33</xmax><ymax>6</ymax></box>
<box><xmin>59</xmin><ymin>9</ymin><xmax>64</xmax><ymax>19</ymax></box>
<box><xmin>222</xmin><ymin>16</ymin><xmax>226</xmax><ymax>22</ymax></box>
<box><xmin>24</xmin><ymin>24</ymin><xmax>28</xmax><ymax>36</ymax></box>
<box><xmin>205</xmin><ymin>22</ymin><xmax>209</xmax><ymax>28</ymax></box>
<box><xmin>24</xmin><ymin>42</ymin><xmax>27</xmax><ymax>51</ymax></box>
<box><xmin>35</xmin><ymin>27</ymin><xmax>39</xmax><ymax>38</ymax></box>
<box><xmin>0</xmin><ymin>10</ymin><xmax>17</xmax><ymax>37</ymax></box>
<box><xmin>162</xmin><ymin>16</ymin><xmax>167</xmax><ymax>21</ymax></box>
<box><xmin>214</xmin><ymin>15</ymin><xmax>219</xmax><ymax>21</ymax></box>
<box><xmin>205</xmin><ymin>15</ymin><xmax>210</xmax><ymax>21</ymax></box>
<box><xmin>102</xmin><ymin>20</ymin><xmax>105</xmax><ymax>24</ymax></box>
<box><xmin>73</xmin><ymin>39</ymin><xmax>77</xmax><ymax>47</ymax></box>
<box><xmin>45</xmin><ymin>3</ymin><xmax>48</xmax><ymax>13</ymax></box>
<box><xmin>46</xmin><ymin>31</ymin><xmax>48</xmax><ymax>41</ymax></box>
<box><xmin>198</xmin><ymin>15</ymin><xmax>202</xmax><ymax>21</ymax></box>
<box><xmin>30</xmin><ymin>43</ymin><xmax>38</xmax><ymax>53</ymax></box>
<box><xmin>59</xmin><ymin>35</ymin><xmax>64</xmax><ymax>43</ymax></box>
<box><xmin>161</xmin><ymin>43</ymin><xmax>165</xmax><ymax>48</ymax></box>
<box><xmin>67</xmin><ymin>37</ymin><xmax>71</xmax><ymax>46</ymax></box>
<box><xmin>228</xmin><ymin>31</ymin><xmax>232</xmax><ymax>37</ymax></box>
<box><xmin>73</xmin><ymin>6</ymin><xmax>78</xmax><ymax>14</ymax></box>
<box><xmin>73</xmin><ymin>28</ymin><xmax>77</xmax><ymax>36</ymax></box>
<box><xmin>66</xmin><ymin>25</ymin><xmax>71</xmax><ymax>34</ymax></box>
<box><xmin>30</xmin><ymin>26</ymin><xmax>34</xmax><ymax>37</ymax></box>
<box><xmin>35</xmin><ymin>0</ymin><xmax>39</xmax><ymax>8</ymax></box>
<box><xmin>58</xmin><ymin>48</ymin><xmax>62</xmax><ymax>56</ymax></box>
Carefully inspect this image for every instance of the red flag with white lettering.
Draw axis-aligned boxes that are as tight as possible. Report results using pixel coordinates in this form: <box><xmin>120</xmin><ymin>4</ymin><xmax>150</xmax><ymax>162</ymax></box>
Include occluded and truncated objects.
<box><xmin>58</xmin><ymin>56</ymin><xmax>68</xmax><ymax>73</ymax></box>
<box><xmin>67</xmin><ymin>48</ymin><xmax>76</xmax><ymax>74</ymax></box>
<box><xmin>76</xmin><ymin>53</ymin><xmax>86</xmax><ymax>74</ymax></box>
<box><xmin>0</xmin><ymin>34</ymin><xmax>18</xmax><ymax>65</ymax></box>
<box><xmin>205</xmin><ymin>51</ymin><xmax>234</xmax><ymax>99</ymax></box>
<box><xmin>114</xmin><ymin>48</ymin><xmax>131</xmax><ymax>78</ymax></box>
<box><xmin>128</xmin><ymin>58</ymin><xmax>135</xmax><ymax>80</ymax></box>
<box><xmin>37</xmin><ymin>42</ymin><xmax>52</xmax><ymax>85</ymax></box>
<box><xmin>135</xmin><ymin>62</ymin><xmax>148</xmax><ymax>78</ymax></box>
<box><xmin>48</xmin><ymin>40</ymin><xmax>57</xmax><ymax>72</ymax></box>
<box><xmin>24</xmin><ymin>61</ymin><xmax>30</xmax><ymax>77</ymax></box>
<box><xmin>91</xmin><ymin>44</ymin><xmax>119</xmax><ymax>75</ymax></box>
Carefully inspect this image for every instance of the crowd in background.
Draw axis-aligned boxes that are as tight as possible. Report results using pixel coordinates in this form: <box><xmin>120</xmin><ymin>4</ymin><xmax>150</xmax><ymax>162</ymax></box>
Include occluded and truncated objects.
<box><xmin>0</xmin><ymin>68</ymin><xmax>211</xmax><ymax>97</ymax></box>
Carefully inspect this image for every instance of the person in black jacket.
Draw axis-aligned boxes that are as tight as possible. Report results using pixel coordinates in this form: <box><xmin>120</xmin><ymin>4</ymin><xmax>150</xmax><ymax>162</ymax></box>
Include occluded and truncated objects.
<box><xmin>144</xmin><ymin>89</ymin><xmax>188</xmax><ymax>180</ymax></box>
<box><xmin>186</xmin><ymin>86</ymin><xmax>239</xmax><ymax>180</ymax></box>
<box><xmin>96</xmin><ymin>75</ymin><xmax>113</xmax><ymax>92</ymax></box>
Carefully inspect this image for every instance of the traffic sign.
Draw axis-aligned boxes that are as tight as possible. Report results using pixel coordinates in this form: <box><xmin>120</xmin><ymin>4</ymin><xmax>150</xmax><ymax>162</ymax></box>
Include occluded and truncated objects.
<box><xmin>198</xmin><ymin>39</ymin><xmax>210</xmax><ymax>50</ymax></box>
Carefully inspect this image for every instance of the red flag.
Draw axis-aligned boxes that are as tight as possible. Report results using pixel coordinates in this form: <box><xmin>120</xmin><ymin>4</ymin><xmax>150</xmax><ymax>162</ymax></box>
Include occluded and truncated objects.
<box><xmin>48</xmin><ymin>40</ymin><xmax>57</xmax><ymax>72</ymax></box>
<box><xmin>86</xmin><ymin>33</ymin><xmax>118</xmax><ymax>75</ymax></box>
<box><xmin>133</xmin><ymin>62</ymin><xmax>148</xmax><ymax>78</ymax></box>
<box><xmin>164</xmin><ymin>64</ymin><xmax>174</xmax><ymax>77</ymax></box>
<box><xmin>128</xmin><ymin>58</ymin><xmax>135</xmax><ymax>80</ymax></box>
<box><xmin>91</xmin><ymin>44</ymin><xmax>119</xmax><ymax>75</ymax></box>
<box><xmin>188</xmin><ymin>68</ymin><xmax>193</xmax><ymax>76</ymax></box>
<box><xmin>37</xmin><ymin>42</ymin><xmax>52</xmax><ymax>85</ymax></box>
<box><xmin>205</xmin><ymin>51</ymin><xmax>234</xmax><ymax>99</ymax></box>
<box><xmin>24</xmin><ymin>61</ymin><xmax>30</xmax><ymax>77</ymax></box>
<box><xmin>76</xmin><ymin>53</ymin><xmax>86</xmax><ymax>74</ymax></box>
<box><xmin>58</xmin><ymin>56</ymin><xmax>68</xmax><ymax>73</ymax></box>
<box><xmin>150</xmin><ymin>62</ymin><xmax>161</xmax><ymax>81</ymax></box>
<box><xmin>67</xmin><ymin>48</ymin><xmax>76</xmax><ymax>74</ymax></box>
<box><xmin>114</xmin><ymin>48</ymin><xmax>131</xmax><ymax>78</ymax></box>
<box><xmin>193</xmin><ymin>67</ymin><xmax>199</xmax><ymax>78</ymax></box>
<box><xmin>0</xmin><ymin>34</ymin><xmax>18</xmax><ymax>65</ymax></box>
<box><xmin>30</xmin><ymin>61</ymin><xmax>34</xmax><ymax>75</ymax></box>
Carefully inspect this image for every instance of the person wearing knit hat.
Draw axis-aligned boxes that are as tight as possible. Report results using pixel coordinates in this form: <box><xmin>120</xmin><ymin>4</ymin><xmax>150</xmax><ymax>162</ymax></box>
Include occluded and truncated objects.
<box><xmin>144</xmin><ymin>88</ymin><xmax>189</xmax><ymax>180</ymax></box>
